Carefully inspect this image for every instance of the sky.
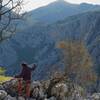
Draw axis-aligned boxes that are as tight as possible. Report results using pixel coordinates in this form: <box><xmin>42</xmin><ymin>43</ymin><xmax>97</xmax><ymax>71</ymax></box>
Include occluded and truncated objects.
<box><xmin>22</xmin><ymin>0</ymin><xmax>100</xmax><ymax>12</ymax></box>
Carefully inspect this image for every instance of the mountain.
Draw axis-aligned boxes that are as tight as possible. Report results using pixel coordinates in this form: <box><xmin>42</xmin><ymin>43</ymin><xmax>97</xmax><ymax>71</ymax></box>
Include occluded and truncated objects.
<box><xmin>48</xmin><ymin>11</ymin><xmax>100</xmax><ymax>76</ymax></box>
<box><xmin>17</xmin><ymin>1</ymin><xmax>100</xmax><ymax>32</ymax></box>
<box><xmin>0</xmin><ymin>24</ymin><xmax>59</xmax><ymax>80</ymax></box>
<box><xmin>0</xmin><ymin>10</ymin><xmax>100</xmax><ymax>80</ymax></box>
<box><xmin>26</xmin><ymin>0</ymin><xmax>100</xmax><ymax>24</ymax></box>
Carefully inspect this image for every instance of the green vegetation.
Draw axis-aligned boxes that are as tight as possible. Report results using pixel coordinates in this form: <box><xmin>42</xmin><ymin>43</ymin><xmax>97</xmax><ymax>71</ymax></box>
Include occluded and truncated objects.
<box><xmin>0</xmin><ymin>67</ymin><xmax>6</xmax><ymax>75</ymax></box>
<box><xmin>0</xmin><ymin>76</ymin><xmax>12</xmax><ymax>84</ymax></box>
<box><xmin>0</xmin><ymin>67</ymin><xmax>12</xmax><ymax>84</ymax></box>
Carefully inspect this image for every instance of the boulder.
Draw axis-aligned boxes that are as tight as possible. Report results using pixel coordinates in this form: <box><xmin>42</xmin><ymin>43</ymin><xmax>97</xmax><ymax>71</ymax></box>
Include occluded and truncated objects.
<box><xmin>30</xmin><ymin>81</ymin><xmax>45</xmax><ymax>99</ymax></box>
<box><xmin>51</xmin><ymin>83</ymin><xmax>68</xmax><ymax>100</ymax></box>
<box><xmin>0</xmin><ymin>90</ymin><xmax>7</xmax><ymax>100</ymax></box>
<box><xmin>91</xmin><ymin>93</ymin><xmax>100</xmax><ymax>100</ymax></box>
<box><xmin>4</xmin><ymin>95</ymin><xmax>16</xmax><ymax>100</ymax></box>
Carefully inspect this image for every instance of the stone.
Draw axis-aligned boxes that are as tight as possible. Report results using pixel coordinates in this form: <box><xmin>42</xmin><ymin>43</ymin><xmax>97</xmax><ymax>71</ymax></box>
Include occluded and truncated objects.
<box><xmin>0</xmin><ymin>90</ymin><xmax>7</xmax><ymax>100</ymax></box>
<box><xmin>30</xmin><ymin>81</ymin><xmax>45</xmax><ymax>99</ymax></box>
<box><xmin>91</xmin><ymin>93</ymin><xmax>100</xmax><ymax>100</ymax></box>
<box><xmin>0</xmin><ymin>85</ymin><xmax>4</xmax><ymax>90</ymax></box>
<box><xmin>17</xmin><ymin>96</ymin><xmax>25</xmax><ymax>100</ymax></box>
<box><xmin>4</xmin><ymin>95</ymin><xmax>16</xmax><ymax>100</ymax></box>
<box><xmin>48</xmin><ymin>96</ymin><xmax>56</xmax><ymax>100</ymax></box>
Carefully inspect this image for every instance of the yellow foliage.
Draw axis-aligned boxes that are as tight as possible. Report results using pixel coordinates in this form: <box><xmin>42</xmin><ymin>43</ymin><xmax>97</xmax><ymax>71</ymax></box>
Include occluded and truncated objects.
<box><xmin>0</xmin><ymin>75</ymin><xmax>12</xmax><ymax>84</ymax></box>
<box><xmin>59</xmin><ymin>42</ymin><xmax>66</xmax><ymax>49</ymax></box>
<box><xmin>0</xmin><ymin>67</ymin><xmax>12</xmax><ymax>84</ymax></box>
<box><xmin>57</xmin><ymin>40</ymin><xmax>97</xmax><ymax>87</ymax></box>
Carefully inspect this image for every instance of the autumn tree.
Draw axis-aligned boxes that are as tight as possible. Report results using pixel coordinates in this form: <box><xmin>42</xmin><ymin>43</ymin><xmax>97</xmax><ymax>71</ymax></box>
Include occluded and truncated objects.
<box><xmin>57</xmin><ymin>40</ymin><xmax>97</xmax><ymax>87</ymax></box>
<box><xmin>0</xmin><ymin>0</ymin><xmax>23</xmax><ymax>41</ymax></box>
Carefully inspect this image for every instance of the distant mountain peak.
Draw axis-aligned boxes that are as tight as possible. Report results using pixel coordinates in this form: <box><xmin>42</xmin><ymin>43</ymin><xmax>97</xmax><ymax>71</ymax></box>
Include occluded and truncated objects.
<box><xmin>80</xmin><ymin>2</ymin><xmax>93</xmax><ymax>6</ymax></box>
<box><xmin>57</xmin><ymin>0</ymin><xmax>64</xmax><ymax>1</ymax></box>
<box><xmin>27</xmin><ymin>0</ymin><xmax>100</xmax><ymax>24</ymax></box>
<box><xmin>48</xmin><ymin>0</ymin><xmax>74</xmax><ymax>7</ymax></box>
<box><xmin>55</xmin><ymin>0</ymin><xmax>71</xmax><ymax>4</ymax></box>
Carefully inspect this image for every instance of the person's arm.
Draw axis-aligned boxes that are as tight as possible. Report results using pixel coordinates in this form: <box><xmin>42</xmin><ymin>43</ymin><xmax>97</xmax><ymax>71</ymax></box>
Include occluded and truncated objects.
<box><xmin>31</xmin><ymin>64</ymin><xmax>37</xmax><ymax>71</ymax></box>
<box><xmin>15</xmin><ymin>74</ymin><xmax>21</xmax><ymax>78</ymax></box>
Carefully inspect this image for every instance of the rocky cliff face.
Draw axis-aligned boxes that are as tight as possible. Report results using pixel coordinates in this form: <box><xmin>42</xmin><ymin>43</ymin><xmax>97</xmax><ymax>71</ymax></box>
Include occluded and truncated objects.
<box><xmin>48</xmin><ymin>11</ymin><xmax>100</xmax><ymax>76</ymax></box>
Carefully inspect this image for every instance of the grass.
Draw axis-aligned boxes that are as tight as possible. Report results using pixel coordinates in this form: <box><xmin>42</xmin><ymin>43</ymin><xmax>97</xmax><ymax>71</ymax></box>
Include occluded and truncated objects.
<box><xmin>0</xmin><ymin>75</ymin><xmax>12</xmax><ymax>84</ymax></box>
<box><xmin>0</xmin><ymin>67</ymin><xmax>12</xmax><ymax>84</ymax></box>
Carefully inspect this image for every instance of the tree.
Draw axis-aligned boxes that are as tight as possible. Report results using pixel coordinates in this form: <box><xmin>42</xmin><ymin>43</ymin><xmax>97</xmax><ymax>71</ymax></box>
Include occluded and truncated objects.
<box><xmin>0</xmin><ymin>67</ymin><xmax>5</xmax><ymax>75</ymax></box>
<box><xmin>0</xmin><ymin>0</ymin><xmax>23</xmax><ymax>41</ymax></box>
<box><xmin>57</xmin><ymin>40</ymin><xmax>97</xmax><ymax>87</ymax></box>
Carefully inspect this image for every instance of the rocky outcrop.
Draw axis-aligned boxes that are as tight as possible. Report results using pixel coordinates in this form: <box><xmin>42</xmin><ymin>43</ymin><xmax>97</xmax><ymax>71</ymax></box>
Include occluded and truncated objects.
<box><xmin>0</xmin><ymin>78</ymin><xmax>100</xmax><ymax>100</ymax></box>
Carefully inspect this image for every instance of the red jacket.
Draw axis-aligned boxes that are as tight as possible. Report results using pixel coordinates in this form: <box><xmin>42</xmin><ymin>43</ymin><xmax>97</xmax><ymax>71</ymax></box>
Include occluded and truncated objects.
<box><xmin>15</xmin><ymin>64</ymin><xmax>36</xmax><ymax>81</ymax></box>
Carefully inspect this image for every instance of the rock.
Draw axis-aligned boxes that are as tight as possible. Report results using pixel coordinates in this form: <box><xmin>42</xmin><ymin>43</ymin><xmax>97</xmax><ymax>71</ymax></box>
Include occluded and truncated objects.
<box><xmin>31</xmin><ymin>81</ymin><xmax>41</xmax><ymax>89</ymax></box>
<box><xmin>29</xmin><ymin>98</ymin><xmax>36</xmax><ymax>100</ymax></box>
<box><xmin>51</xmin><ymin>83</ymin><xmax>68</xmax><ymax>100</ymax></box>
<box><xmin>91</xmin><ymin>93</ymin><xmax>100</xmax><ymax>100</ymax></box>
<box><xmin>48</xmin><ymin>96</ymin><xmax>56</xmax><ymax>100</ymax></box>
<box><xmin>71</xmin><ymin>91</ymin><xmax>84</xmax><ymax>100</ymax></box>
<box><xmin>1</xmin><ymin>79</ymin><xmax>94</xmax><ymax>100</ymax></box>
<box><xmin>0</xmin><ymin>90</ymin><xmax>7</xmax><ymax>100</ymax></box>
<box><xmin>30</xmin><ymin>81</ymin><xmax>45</xmax><ymax>99</ymax></box>
<box><xmin>4</xmin><ymin>95</ymin><xmax>17</xmax><ymax>100</ymax></box>
<box><xmin>10</xmin><ymin>79</ymin><xmax>18</xmax><ymax>86</ymax></box>
<box><xmin>0</xmin><ymin>85</ymin><xmax>4</xmax><ymax>90</ymax></box>
<box><xmin>70</xmin><ymin>84</ymin><xmax>84</xmax><ymax>100</ymax></box>
<box><xmin>17</xmin><ymin>96</ymin><xmax>25</xmax><ymax>100</ymax></box>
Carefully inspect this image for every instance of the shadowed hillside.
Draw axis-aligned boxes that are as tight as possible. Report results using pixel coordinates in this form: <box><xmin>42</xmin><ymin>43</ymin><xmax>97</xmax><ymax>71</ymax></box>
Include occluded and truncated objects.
<box><xmin>0</xmin><ymin>11</ymin><xmax>100</xmax><ymax>82</ymax></box>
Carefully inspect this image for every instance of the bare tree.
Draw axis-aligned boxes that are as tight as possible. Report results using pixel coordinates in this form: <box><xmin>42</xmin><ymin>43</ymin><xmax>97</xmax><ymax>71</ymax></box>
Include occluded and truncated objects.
<box><xmin>0</xmin><ymin>0</ymin><xmax>23</xmax><ymax>41</ymax></box>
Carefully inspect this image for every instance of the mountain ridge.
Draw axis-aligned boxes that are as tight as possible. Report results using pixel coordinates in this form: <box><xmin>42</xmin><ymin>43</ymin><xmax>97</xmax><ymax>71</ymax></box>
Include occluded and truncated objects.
<box><xmin>25</xmin><ymin>0</ymin><xmax>100</xmax><ymax>24</ymax></box>
<box><xmin>0</xmin><ymin>10</ymin><xmax>100</xmax><ymax>80</ymax></box>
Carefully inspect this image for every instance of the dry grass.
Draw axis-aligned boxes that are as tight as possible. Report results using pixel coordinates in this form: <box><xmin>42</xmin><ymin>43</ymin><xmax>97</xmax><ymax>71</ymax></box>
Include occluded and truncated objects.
<box><xmin>0</xmin><ymin>75</ymin><xmax>12</xmax><ymax>84</ymax></box>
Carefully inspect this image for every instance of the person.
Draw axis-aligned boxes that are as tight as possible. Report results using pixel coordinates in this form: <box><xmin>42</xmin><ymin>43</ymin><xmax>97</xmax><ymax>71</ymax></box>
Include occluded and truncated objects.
<box><xmin>15</xmin><ymin>62</ymin><xmax>37</xmax><ymax>99</ymax></box>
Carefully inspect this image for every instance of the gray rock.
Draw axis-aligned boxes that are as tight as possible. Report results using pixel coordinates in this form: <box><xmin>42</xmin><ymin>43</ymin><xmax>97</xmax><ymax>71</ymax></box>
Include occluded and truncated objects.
<box><xmin>47</xmin><ymin>96</ymin><xmax>56</xmax><ymax>100</ymax></box>
<box><xmin>17</xmin><ymin>96</ymin><xmax>25</xmax><ymax>100</ymax></box>
<box><xmin>91</xmin><ymin>93</ymin><xmax>100</xmax><ymax>100</ymax></box>
<box><xmin>30</xmin><ymin>81</ymin><xmax>45</xmax><ymax>99</ymax></box>
<box><xmin>4</xmin><ymin>95</ymin><xmax>16</xmax><ymax>100</ymax></box>
<box><xmin>51</xmin><ymin>83</ymin><xmax>68</xmax><ymax>100</ymax></box>
<box><xmin>0</xmin><ymin>85</ymin><xmax>4</xmax><ymax>90</ymax></box>
<box><xmin>70</xmin><ymin>85</ymin><xmax>84</xmax><ymax>100</ymax></box>
<box><xmin>0</xmin><ymin>90</ymin><xmax>7</xmax><ymax>100</ymax></box>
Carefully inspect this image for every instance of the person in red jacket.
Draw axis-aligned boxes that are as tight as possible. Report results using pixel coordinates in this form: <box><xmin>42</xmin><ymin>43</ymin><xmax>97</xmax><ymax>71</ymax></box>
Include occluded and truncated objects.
<box><xmin>15</xmin><ymin>62</ymin><xmax>37</xmax><ymax>99</ymax></box>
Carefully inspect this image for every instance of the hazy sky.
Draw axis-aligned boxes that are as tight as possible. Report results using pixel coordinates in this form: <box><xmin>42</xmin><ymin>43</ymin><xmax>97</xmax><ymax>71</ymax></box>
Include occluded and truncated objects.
<box><xmin>22</xmin><ymin>0</ymin><xmax>100</xmax><ymax>12</ymax></box>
